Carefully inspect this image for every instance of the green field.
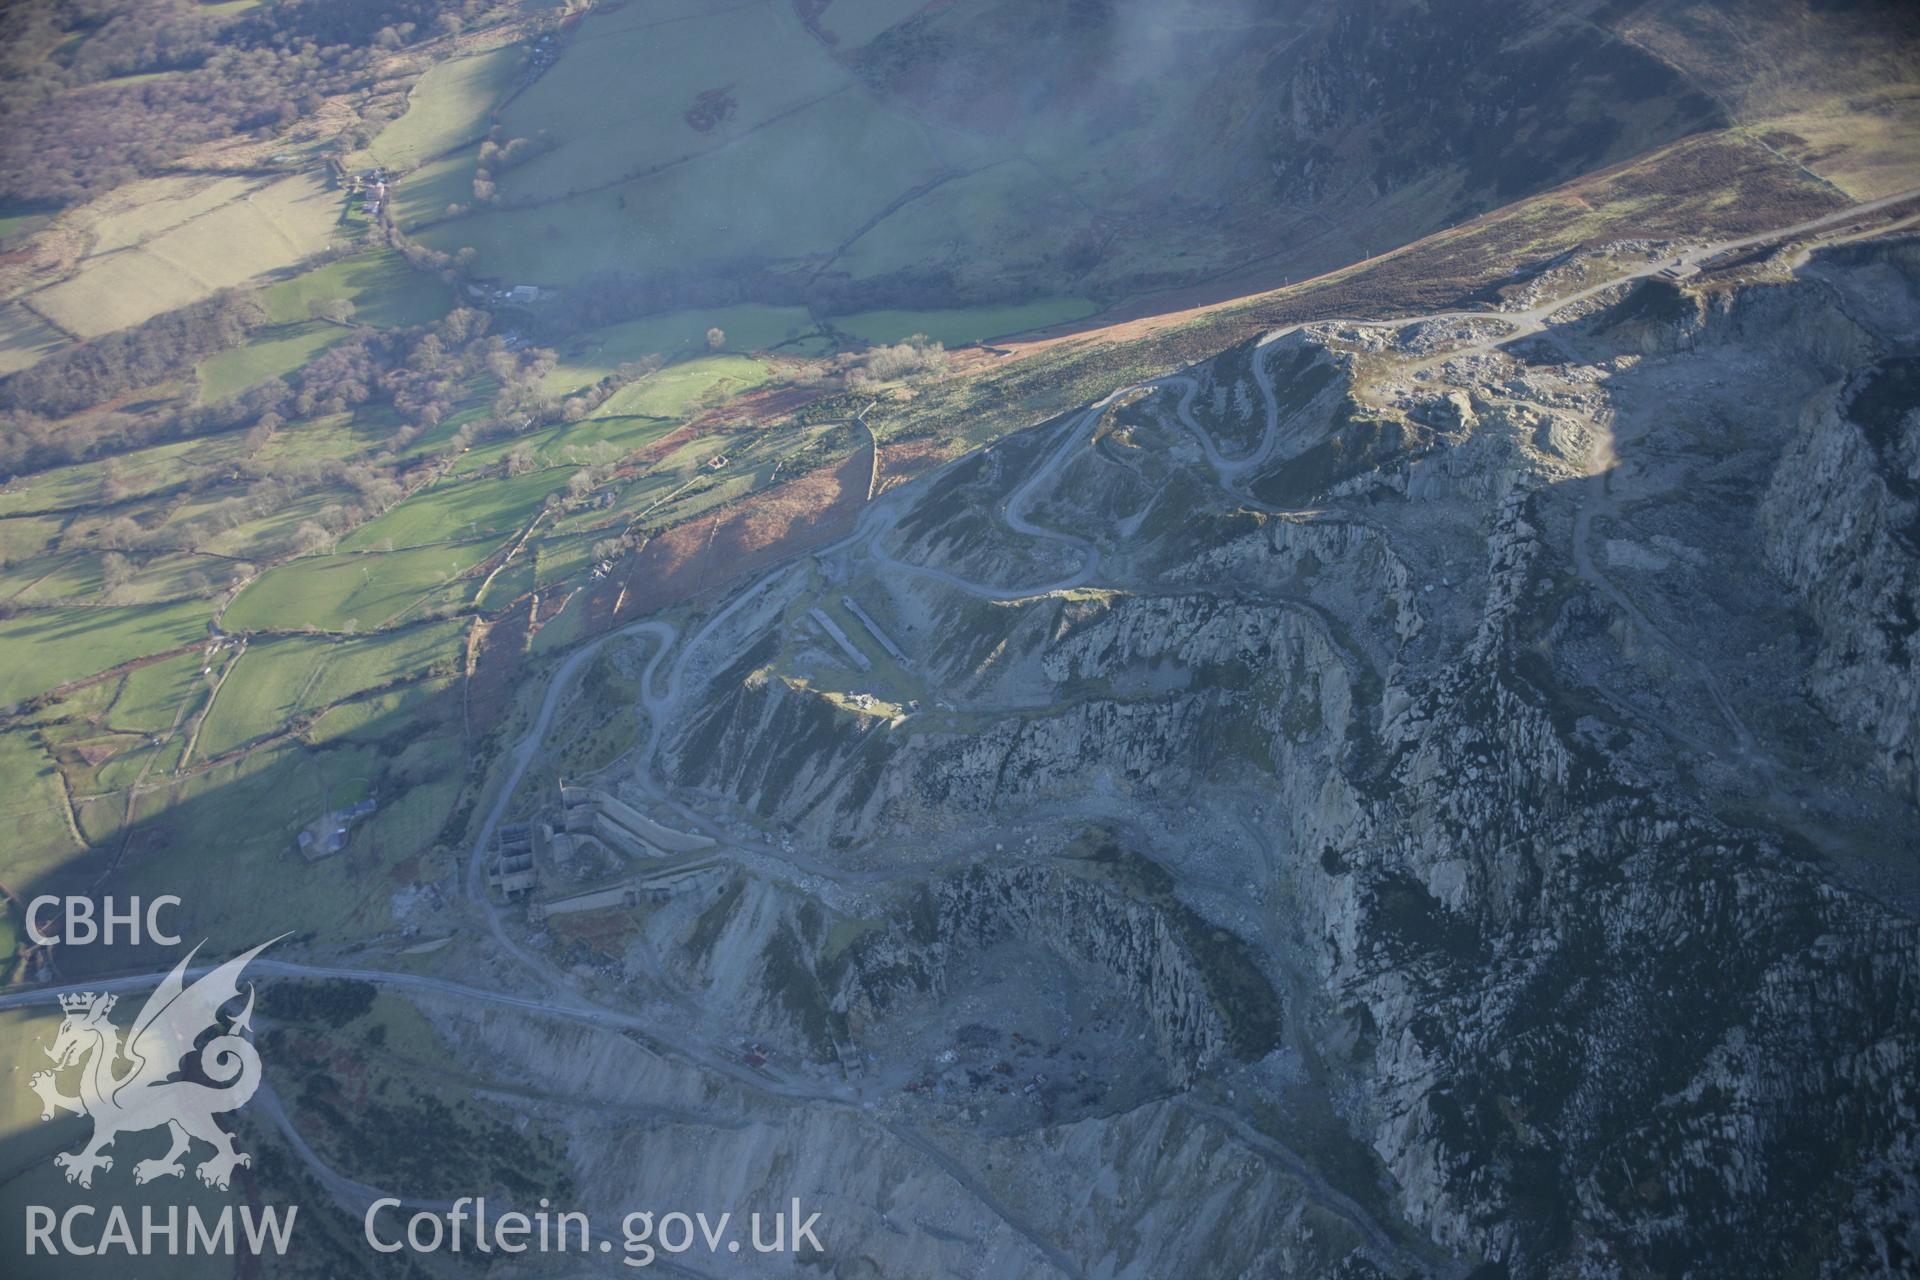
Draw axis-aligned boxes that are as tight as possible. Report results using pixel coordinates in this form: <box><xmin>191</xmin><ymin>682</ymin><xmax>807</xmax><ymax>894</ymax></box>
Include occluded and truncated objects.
<box><xmin>0</xmin><ymin>210</ymin><xmax>52</xmax><ymax>243</ymax></box>
<box><xmin>93</xmin><ymin>551</ymin><xmax>209</xmax><ymax>605</ymax></box>
<box><xmin>309</xmin><ymin>674</ymin><xmax>451</xmax><ymax>746</ymax></box>
<box><xmin>28</xmin><ymin>172</ymin><xmax>342</xmax><ymax>338</ymax></box>
<box><xmin>0</xmin><ymin>733</ymin><xmax>83</xmax><ymax>886</ymax></box>
<box><xmin>454</xmin><ymin>413</ymin><xmax>684</xmax><ymax>480</ymax></box>
<box><xmin>106</xmin><ymin>649</ymin><xmax>211</xmax><ymax>734</ymax></box>
<box><xmin>0</xmin><ymin>513</ymin><xmax>59</xmax><ymax>559</ymax></box>
<box><xmin>493</xmin><ymin>0</ymin><xmax>847</xmax><ymax>201</ymax></box>
<box><xmin>828</xmin><ymin>160</ymin><xmax>1089</xmax><ymax>294</ymax></box>
<box><xmin>197</xmin><ymin>637</ymin><xmax>330</xmax><ymax>757</ymax></box>
<box><xmin>389</xmin><ymin>144</ymin><xmax>484</xmax><ymax>229</ymax></box>
<box><xmin>96</xmin><ymin>733</ymin><xmax>460</xmax><ymax>950</ymax></box>
<box><xmin>381</xmin><ymin>0</ymin><xmax>1267</xmax><ymax>305</ymax></box>
<box><xmin>545</xmin><ymin>306</ymin><xmax>816</xmax><ymax>392</ymax></box>
<box><xmin>0</xmin><ymin>434</ymin><xmax>243</xmax><ymax>516</ymax></box>
<box><xmin>415</xmin><ymin>90</ymin><xmax>944</xmax><ymax>284</ymax></box>
<box><xmin>832</xmin><ymin>298</ymin><xmax>1102</xmax><ymax>346</ymax></box>
<box><xmin>81</xmin><ymin>174</ymin><xmax>264</xmax><ymax>253</ymax></box>
<box><xmin>591</xmin><ymin>354</ymin><xmax>769</xmax><ymax>420</ymax></box>
<box><xmin>338</xmin><ymin>466</ymin><xmax>574</xmax><ymax>551</ymax></box>
<box><xmin>221</xmin><ymin>538</ymin><xmax>500</xmax><ymax>632</ymax></box>
<box><xmin>367</xmin><ymin>44</ymin><xmax>525</xmax><ymax>170</ymax></box>
<box><xmin>4</xmin><ymin>551</ymin><xmax>103</xmax><ymax>604</ymax></box>
<box><xmin>0</xmin><ymin>467</ymin><xmax>99</xmax><ymax>517</ymax></box>
<box><xmin>305</xmin><ymin>620</ymin><xmax>465</xmax><ymax>704</ymax></box>
<box><xmin>197</xmin><ymin>322</ymin><xmax>353</xmax><ymax>402</ymax></box>
<box><xmin>196</xmin><ymin>623</ymin><xmax>462</xmax><ymax>758</ymax></box>
<box><xmin>0</xmin><ymin>301</ymin><xmax>67</xmax><ymax>375</ymax></box>
<box><xmin>0</xmin><ymin>598</ymin><xmax>212</xmax><ymax>706</ymax></box>
<box><xmin>0</xmin><ymin>517</ymin><xmax>66</xmax><ymax>597</ymax></box>
<box><xmin>531</xmin><ymin>525</ymin><xmax>607</xmax><ymax>584</ymax></box>
<box><xmin>386</xmin><ymin>0</ymin><xmax>1164</xmax><ymax>302</ymax></box>
<box><xmin>261</xmin><ymin>249</ymin><xmax>452</xmax><ymax>328</ymax></box>
<box><xmin>546</xmin><ymin>414</ymin><xmax>683</xmax><ymax>460</ymax></box>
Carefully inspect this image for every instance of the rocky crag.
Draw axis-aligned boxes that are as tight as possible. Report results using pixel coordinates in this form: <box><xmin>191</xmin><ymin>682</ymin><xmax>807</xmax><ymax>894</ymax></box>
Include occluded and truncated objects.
<box><xmin>474</xmin><ymin>232</ymin><xmax>1920</xmax><ymax>1277</ymax></box>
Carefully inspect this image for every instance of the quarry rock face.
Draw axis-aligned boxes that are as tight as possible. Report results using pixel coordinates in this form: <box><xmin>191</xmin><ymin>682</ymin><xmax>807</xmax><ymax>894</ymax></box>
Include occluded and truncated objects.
<box><xmin>1761</xmin><ymin>362</ymin><xmax>1920</xmax><ymax>806</ymax></box>
<box><xmin>545</xmin><ymin>236</ymin><xmax>1920</xmax><ymax>1277</ymax></box>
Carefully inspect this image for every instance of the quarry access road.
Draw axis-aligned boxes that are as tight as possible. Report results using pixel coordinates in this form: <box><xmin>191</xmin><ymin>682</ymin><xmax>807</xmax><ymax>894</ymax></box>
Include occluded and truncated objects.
<box><xmin>632</xmin><ymin>179</ymin><xmax>1920</xmax><ymax>679</ymax></box>
<box><xmin>1</xmin><ymin>954</ymin><xmax>1095</xmax><ymax>1277</ymax></box>
<box><xmin>0</xmin><ymin>956</ymin><xmax>849</xmax><ymax>1108</ymax></box>
<box><xmin>447</xmin><ymin>529</ymin><xmax>1109</xmax><ymax>1276</ymax></box>
<box><xmin>464</xmin><ymin>616</ymin><xmax>679</xmax><ymax>910</ymax></box>
<box><xmin>460</xmin><ymin>610</ymin><xmax>687</xmax><ymax>1016</ymax></box>
<box><xmin>581</xmin><ymin>186</ymin><xmax>1920</xmax><ymax>873</ymax></box>
<box><xmin>861</xmin><ymin>390</ymin><xmax>1124</xmax><ymax>601</ymax></box>
<box><xmin>267</xmin><ymin>183</ymin><xmax>1919</xmax><ymax>1278</ymax></box>
<box><xmin>391</xmin><ymin>183</ymin><xmax>1920</xmax><ymax>915</ymax></box>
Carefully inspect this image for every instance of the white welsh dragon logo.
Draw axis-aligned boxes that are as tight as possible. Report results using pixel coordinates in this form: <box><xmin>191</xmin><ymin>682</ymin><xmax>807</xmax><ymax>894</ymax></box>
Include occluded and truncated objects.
<box><xmin>30</xmin><ymin>938</ymin><xmax>279</xmax><ymax>1191</ymax></box>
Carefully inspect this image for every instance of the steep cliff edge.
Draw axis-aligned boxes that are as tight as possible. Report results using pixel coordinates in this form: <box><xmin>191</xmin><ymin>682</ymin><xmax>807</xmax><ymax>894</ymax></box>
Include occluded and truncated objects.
<box><xmin>558</xmin><ymin>232</ymin><xmax>1920</xmax><ymax>1277</ymax></box>
<box><xmin>1762</xmin><ymin>350</ymin><xmax>1920</xmax><ymax>806</ymax></box>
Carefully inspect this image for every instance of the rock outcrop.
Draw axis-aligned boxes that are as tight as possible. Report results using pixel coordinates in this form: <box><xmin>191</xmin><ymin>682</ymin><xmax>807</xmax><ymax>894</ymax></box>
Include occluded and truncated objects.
<box><xmin>610</xmin><ymin>233</ymin><xmax>1920</xmax><ymax>1277</ymax></box>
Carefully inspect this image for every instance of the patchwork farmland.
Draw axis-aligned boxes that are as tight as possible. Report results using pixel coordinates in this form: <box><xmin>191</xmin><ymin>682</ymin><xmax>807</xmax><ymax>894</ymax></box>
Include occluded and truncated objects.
<box><xmin>0</xmin><ymin>1</ymin><xmax>1916</xmax><ymax>1273</ymax></box>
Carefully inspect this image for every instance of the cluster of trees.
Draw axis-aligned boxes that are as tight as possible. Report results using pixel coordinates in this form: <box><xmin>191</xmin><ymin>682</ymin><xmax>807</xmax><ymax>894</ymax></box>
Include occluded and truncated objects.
<box><xmin>0</xmin><ymin>278</ymin><xmax>619</xmax><ymax>484</ymax></box>
<box><xmin>0</xmin><ymin>0</ymin><xmax>493</xmax><ymax>208</ymax></box>
<box><xmin>0</xmin><ymin>291</ymin><xmax>282</xmax><ymax>479</ymax></box>
<box><xmin>62</xmin><ymin>449</ymin><xmax>405</xmax><ymax>572</ymax></box>
<box><xmin>799</xmin><ymin>333</ymin><xmax>950</xmax><ymax>395</ymax></box>
<box><xmin>0</xmin><ymin>288</ymin><xmax>265</xmax><ymax>423</ymax></box>
<box><xmin>257</xmin><ymin>0</ymin><xmax>485</xmax><ymax>49</ymax></box>
<box><xmin>1</xmin><ymin>301</ymin><xmax>531</xmax><ymax>576</ymax></box>
<box><xmin>52</xmin><ymin>0</ymin><xmax>225</xmax><ymax>82</ymax></box>
<box><xmin>261</xmin><ymin>977</ymin><xmax>377</xmax><ymax>1028</ymax></box>
<box><xmin>15</xmin><ymin>314</ymin><xmax>539</xmax><ymax>598</ymax></box>
<box><xmin>858</xmin><ymin>335</ymin><xmax>950</xmax><ymax>383</ymax></box>
<box><xmin>466</xmin><ymin>133</ymin><xmax>549</xmax><ymax>208</ymax></box>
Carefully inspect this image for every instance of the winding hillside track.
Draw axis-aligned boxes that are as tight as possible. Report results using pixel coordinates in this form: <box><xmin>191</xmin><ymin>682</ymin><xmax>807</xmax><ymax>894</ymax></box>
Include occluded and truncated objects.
<box><xmin>1</xmin><ymin>956</ymin><xmax>1092</xmax><ymax>1272</ymax></box>
<box><xmin>865</xmin><ymin>395</ymin><xmax>1118</xmax><ymax>601</ymax></box>
<box><xmin>13</xmin><ymin>188</ymin><xmax>1917</xmax><ymax>1279</ymax></box>
<box><xmin>462</xmin><ymin>615</ymin><xmax>681</xmax><ymax>997</ymax></box>
<box><xmin>251</xmin><ymin>1079</ymin><xmax>457</xmax><ymax>1215</ymax></box>
<box><xmin>437</xmin><ymin>182</ymin><xmax>1919</xmax><ymax>1277</ymax></box>
<box><xmin>0</xmin><ymin>957</ymin><xmax>848</xmax><ymax>1105</ymax></box>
